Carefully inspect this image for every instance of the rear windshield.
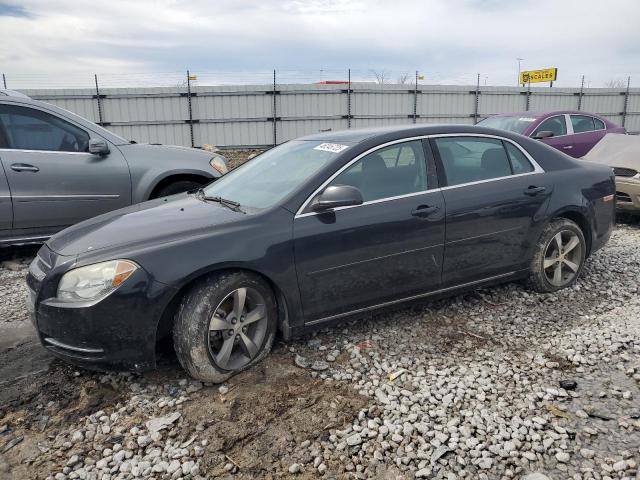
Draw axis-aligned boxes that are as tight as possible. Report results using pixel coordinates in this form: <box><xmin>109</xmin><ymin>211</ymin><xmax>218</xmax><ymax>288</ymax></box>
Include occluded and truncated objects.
<box><xmin>477</xmin><ymin>116</ymin><xmax>537</xmax><ymax>134</ymax></box>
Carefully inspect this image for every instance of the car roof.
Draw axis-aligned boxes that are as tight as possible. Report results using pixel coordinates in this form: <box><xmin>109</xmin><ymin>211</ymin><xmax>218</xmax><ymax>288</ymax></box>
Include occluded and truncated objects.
<box><xmin>487</xmin><ymin>110</ymin><xmax>598</xmax><ymax>118</ymax></box>
<box><xmin>297</xmin><ymin>123</ymin><xmax>511</xmax><ymax>144</ymax></box>
<box><xmin>0</xmin><ymin>89</ymin><xmax>31</xmax><ymax>99</ymax></box>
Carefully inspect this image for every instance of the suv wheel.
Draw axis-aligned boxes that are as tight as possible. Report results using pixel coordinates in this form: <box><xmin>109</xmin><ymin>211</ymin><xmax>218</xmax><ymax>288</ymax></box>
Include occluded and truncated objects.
<box><xmin>173</xmin><ymin>271</ymin><xmax>277</xmax><ymax>383</ymax></box>
<box><xmin>528</xmin><ymin>218</ymin><xmax>586</xmax><ymax>293</ymax></box>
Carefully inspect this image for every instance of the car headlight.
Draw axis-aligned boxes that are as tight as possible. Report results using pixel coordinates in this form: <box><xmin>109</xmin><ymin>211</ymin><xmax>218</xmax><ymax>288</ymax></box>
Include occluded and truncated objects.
<box><xmin>57</xmin><ymin>260</ymin><xmax>138</xmax><ymax>302</ymax></box>
<box><xmin>210</xmin><ymin>157</ymin><xmax>228</xmax><ymax>175</ymax></box>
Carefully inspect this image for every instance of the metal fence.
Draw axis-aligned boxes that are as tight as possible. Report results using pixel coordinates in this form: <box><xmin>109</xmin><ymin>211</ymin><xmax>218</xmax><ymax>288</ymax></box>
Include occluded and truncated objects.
<box><xmin>16</xmin><ymin>74</ymin><xmax>640</xmax><ymax>148</ymax></box>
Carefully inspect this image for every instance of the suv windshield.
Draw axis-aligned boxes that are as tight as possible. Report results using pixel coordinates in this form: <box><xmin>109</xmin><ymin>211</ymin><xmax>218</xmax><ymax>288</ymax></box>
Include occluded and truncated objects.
<box><xmin>202</xmin><ymin>140</ymin><xmax>350</xmax><ymax>209</ymax></box>
<box><xmin>477</xmin><ymin>115</ymin><xmax>537</xmax><ymax>134</ymax></box>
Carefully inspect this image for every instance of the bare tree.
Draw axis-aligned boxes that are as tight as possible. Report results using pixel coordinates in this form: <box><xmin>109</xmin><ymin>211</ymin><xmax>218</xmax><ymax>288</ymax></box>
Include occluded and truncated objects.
<box><xmin>396</xmin><ymin>73</ymin><xmax>410</xmax><ymax>85</ymax></box>
<box><xmin>370</xmin><ymin>69</ymin><xmax>391</xmax><ymax>85</ymax></box>
<box><xmin>605</xmin><ymin>78</ymin><xmax>627</xmax><ymax>89</ymax></box>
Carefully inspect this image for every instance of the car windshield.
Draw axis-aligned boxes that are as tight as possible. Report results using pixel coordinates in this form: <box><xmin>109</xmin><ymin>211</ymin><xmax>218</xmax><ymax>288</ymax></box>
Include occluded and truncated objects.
<box><xmin>202</xmin><ymin>140</ymin><xmax>350</xmax><ymax>209</ymax></box>
<box><xmin>477</xmin><ymin>115</ymin><xmax>537</xmax><ymax>134</ymax></box>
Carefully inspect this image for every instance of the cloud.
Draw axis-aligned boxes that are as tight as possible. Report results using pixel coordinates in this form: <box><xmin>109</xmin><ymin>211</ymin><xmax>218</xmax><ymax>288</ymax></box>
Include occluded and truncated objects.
<box><xmin>0</xmin><ymin>0</ymin><xmax>638</xmax><ymax>88</ymax></box>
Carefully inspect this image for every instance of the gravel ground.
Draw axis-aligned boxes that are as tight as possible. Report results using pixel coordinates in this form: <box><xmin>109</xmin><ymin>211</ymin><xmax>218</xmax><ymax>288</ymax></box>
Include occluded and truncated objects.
<box><xmin>0</xmin><ymin>220</ymin><xmax>639</xmax><ymax>480</ymax></box>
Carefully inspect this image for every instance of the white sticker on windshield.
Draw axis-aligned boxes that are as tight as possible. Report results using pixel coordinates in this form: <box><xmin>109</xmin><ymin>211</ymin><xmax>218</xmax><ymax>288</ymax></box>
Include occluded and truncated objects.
<box><xmin>314</xmin><ymin>143</ymin><xmax>349</xmax><ymax>153</ymax></box>
<box><xmin>518</xmin><ymin>117</ymin><xmax>537</xmax><ymax>122</ymax></box>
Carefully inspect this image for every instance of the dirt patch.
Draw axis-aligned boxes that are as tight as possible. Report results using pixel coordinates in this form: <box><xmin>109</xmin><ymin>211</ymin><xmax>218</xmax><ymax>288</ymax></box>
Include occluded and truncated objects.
<box><xmin>171</xmin><ymin>350</ymin><xmax>366</xmax><ymax>478</ymax></box>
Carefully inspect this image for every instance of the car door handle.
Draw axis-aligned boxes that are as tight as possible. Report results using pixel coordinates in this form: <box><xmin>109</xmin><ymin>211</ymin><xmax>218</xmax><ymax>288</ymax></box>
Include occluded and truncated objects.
<box><xmin>524</xmin><ymin>186</ymin><xmax>546</xmax><ymax>196</ymax></box>
<box><xmin>11</xmin><ymin>163</ymin><xmax>40</xmax><ymax>173</ymax></box>
<box><xmin>562</xmin><ymin>145</ymin><xmax>573</xmax><ymax>150</ymax></box>
<box><xmin>411</xmin><ymin>204</ymin><xmax>439</xmax><ymax>217</ymax></box>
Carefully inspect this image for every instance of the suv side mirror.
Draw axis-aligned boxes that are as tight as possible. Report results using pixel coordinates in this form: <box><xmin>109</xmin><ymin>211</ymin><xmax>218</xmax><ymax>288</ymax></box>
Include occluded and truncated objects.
<box><xmin>311</xmin><ymin>185</ymin><xmax>363</xmax><ymax>212</ymax></box>
<box><xmin>533</xmin><ymin>130</ymin><xmax>554</xmax><ymax>140</ymax></box>
<box><xmin>89</xmin><ymin>138</ymin><xmax>110</xmax><ymax>156</ymax></box>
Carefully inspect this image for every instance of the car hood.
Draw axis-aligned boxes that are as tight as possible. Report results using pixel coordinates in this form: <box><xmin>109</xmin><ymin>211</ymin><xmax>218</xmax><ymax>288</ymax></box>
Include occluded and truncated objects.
<box><xmin>582</xmin><ymin>133</ymin><xmax>640</xmax><ymax>170</ymax></box>
<box><xmin>46</xmin><ymin>194</ymin><xmax>246</xmax><ymax>256</ymax></box>
<box><xmin>118</xmin><ymin>143</ymin><xmax>221</xmax><ymax>161</ymax></box>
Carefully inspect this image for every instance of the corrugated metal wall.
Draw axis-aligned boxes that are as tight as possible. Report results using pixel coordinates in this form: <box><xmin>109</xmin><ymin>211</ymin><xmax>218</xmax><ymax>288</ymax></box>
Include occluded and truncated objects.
<box><xmin>22</xmin><ymin>83</ymin><xmax>640</xmax><ymax>148</ymax></box>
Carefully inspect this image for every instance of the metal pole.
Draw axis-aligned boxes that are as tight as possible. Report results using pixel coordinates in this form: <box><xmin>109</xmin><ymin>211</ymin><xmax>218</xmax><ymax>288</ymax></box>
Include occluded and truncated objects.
<box><xmin>622</xmin><ymin>76</ymin><xmax>631</xmax><ymax>128</ymax></box>
<box><xmin>474</xmin><ymin>73</ymin><xmax>480</xmax><ymax>124</ymax></box>
<box><xmin>526</xmin><ymin>81</ymin><xmax>531</xmax><ymax>111</ymax></box>
<box><xmin>413</xmin><ymin>70</ymin><xmax>418</xmax><ymax>124</ymax></box>
<box><xmin>578</xmin><ymin>75</ymin><xmax>584</xmax><ymax>111</ymax></box>
<box><xmin>272</xmin><ymin>69</ymin><xmax>277</xmax><ymax>146</ymax></box>
<box><xmin>186</xmin><ymin>70</ymin><xmax>194</xmax><ymax>148</ymax></box>
<box><xmin>347</xmin><ymin>68</ymin><xmax>352</xmax><ymax>129</ymax></box>
<box><xmin>2</xmin><ymin>74</ymin><xmax>6</xmax><ymax>89</ymax></box>
<box><xmin>94</xmin><ymin>74</ymin><xmax>103</xmax><ymax>126</ymax></box>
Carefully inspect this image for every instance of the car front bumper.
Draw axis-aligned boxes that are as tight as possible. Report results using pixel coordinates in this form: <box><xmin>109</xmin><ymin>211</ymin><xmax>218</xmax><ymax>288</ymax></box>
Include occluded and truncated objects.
<box><xmin>615</xmin><ymin>177</ymin><xmax>640</xmax><ymax>213</ymax></box>
<box><xmin>27</xmin><ymin>246</ymin><xmax>177</xmax><ymax>372</ymax></box>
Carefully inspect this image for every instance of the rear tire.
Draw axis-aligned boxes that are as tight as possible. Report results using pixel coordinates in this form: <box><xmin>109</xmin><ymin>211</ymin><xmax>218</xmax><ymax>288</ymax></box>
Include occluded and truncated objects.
<box><xmin>528</xmin><ymin>218</ymin><xmax>586</xmax><ymax>293</ymax></box>
<box><xmin>154</xmin><ymin>180</ymin><xmax>202</xmax><ymax>198</ymax></box>
<box><xmin>173</xmin><ymin>271</ymin><xmax>277</xmax><ymax>383</ymax></box>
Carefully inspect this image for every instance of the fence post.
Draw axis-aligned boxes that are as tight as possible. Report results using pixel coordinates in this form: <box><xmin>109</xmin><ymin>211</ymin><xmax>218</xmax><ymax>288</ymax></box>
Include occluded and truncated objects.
<box><xmin>186</xmin><ymin>70</ymin><xmax>195</xmax><ymax>148</ymax></box>
<box><xmin>347</xmin><ymin>69</ymin><xmax>352</xmax><ymax>128</ymax></box>
<box><xmin>474</xmin><ymin>73</ymin><xmax>480</xmax><ymax>124</ymax></box>
<box><xmin>413</xmin><ymin>70</ymin><xmax>418</xmax><ymax>124</ymax></box>
<box><xmin>2</xmin><ymin>74</ymin><xmax>6</xmax><ymax>89</ymax></box>
<box><xmin>94</xmin><ymin>74</ymin><xmax>104</xmax><ymax>126</ymax></box>
<box><xmin>526</xmin><ymin>82</ymin><xmax>531</xmax><ymax>111</ymax></box>
<box><xmin>622</xmin><ymin>76</ymin><xmax>630</xmax><ymax>128</ymax></box>
<box><xmin>577</xmin><ymin>75</ymin><xmax>584</xmax><ymax>111</ymax></box>
<box><xmin>272</xmin><ymin>69</ymin><xmax>277</xmax><ymax>146</ymax></box>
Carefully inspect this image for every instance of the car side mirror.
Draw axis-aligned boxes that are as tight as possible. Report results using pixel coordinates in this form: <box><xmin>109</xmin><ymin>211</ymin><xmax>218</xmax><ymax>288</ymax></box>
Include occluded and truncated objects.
<box><xmin>89</xmin><ymin>138</ymin><xmax>110</xmax><ymax>156</ymax></box>
<box><xmin>533</xmin><ymin>130</ymin><xmax>554</xmax><ymax>139</ymax></box>
<box><xmin>311</xmin><ymin>185</ymin><xmax>363</xmax><ymax>212</ymax></box>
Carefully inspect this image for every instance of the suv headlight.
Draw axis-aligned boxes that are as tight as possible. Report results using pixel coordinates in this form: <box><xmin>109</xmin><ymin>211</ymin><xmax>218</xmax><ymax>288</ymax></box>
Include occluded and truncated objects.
<box><xmin>57</xmin><ymin>260</ymin><xmax>138</xmax><ymax>302</ymax></box>
<box><xmin>210</xmin><ymin>157</ymin><xmax>228</xmax><ymax>175</ymax></box>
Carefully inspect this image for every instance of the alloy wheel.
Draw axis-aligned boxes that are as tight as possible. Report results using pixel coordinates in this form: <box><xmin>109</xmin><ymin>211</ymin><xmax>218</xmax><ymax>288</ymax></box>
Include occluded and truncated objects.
<box><xmin>543</xmin><ymin>229</ymin><xmax>583</xmax><ymax>287</ymax></box>
<box><xmin>207</xmin><ymin>287</ymin><xmax>268</xmax><ymax>371</ymax></box>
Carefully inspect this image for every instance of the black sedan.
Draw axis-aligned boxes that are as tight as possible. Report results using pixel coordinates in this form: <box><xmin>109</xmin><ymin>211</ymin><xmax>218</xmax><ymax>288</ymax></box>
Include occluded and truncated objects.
<box><xmin>27</xmin><ymin>125</ymin><xmax>616</xmax><ymax>382</ymax></box>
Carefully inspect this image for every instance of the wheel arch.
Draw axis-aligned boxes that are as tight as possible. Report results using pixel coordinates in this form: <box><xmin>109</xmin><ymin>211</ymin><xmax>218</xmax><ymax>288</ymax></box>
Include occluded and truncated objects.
<box><xmin>148</xmin><ymin>173</ymin><xmax>212</xmax><ymax>199</ymax></box>
<box><xmin>549</xmin><ymin>207</ymin><xmax>593</xmax><ymax>256</ymax></box>
<box><xmin>155</xmin><ymin>266</ymin><xmax>291</xmax><ymax>351</ymax></box>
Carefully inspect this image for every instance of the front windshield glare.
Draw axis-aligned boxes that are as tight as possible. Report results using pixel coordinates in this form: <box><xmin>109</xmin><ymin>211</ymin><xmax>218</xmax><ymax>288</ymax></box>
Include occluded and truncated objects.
<box><xmin>478</xmin><ymin>116</ymin><xmax>536</xmax><ymax>134</ymax></box>
<box><xmin>202</xmin><ymin>140</ymin><xmax>349</xmax><ymax>209</ymax></box>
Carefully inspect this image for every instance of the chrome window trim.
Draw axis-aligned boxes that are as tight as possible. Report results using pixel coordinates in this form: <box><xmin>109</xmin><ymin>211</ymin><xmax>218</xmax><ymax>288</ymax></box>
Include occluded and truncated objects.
<box><xmin>0</xmin><ymin>148</ymin><xmax>90</xmax><ymax>155</ymax></box>
<box><xmin>295</xmin><ymin>133</ymin><xmax>544</xmax><ymax>218</ymax></box>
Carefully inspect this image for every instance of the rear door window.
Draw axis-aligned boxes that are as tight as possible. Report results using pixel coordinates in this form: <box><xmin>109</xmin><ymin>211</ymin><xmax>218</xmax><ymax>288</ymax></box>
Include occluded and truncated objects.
<box><xmin>0</xmin><ymin>104</ymin><xmax>89</xmax><ymax>152</ymax></box>
<box><xmin>433</xmin><ymin>137</ymin><xmax>513</xmax><ymax>186</ymax></box>
<box><xmin>570</xmin><ymin>115</ymin><xmax>596</xmax><ymax>133</ymax></box>
<box><xmin>533</xmin><ymin>115</ymin><xmax>567</xmax><ymax>137</ymax></box>
<box><xmin>504</xmin><ymin>142</ymin><xmax>534</xmax><ymax>174</ymax></box>
<box><xmin>593</xmin><ymin>117</ymin><xmax>605</xmax><ymax>130</ymax></box>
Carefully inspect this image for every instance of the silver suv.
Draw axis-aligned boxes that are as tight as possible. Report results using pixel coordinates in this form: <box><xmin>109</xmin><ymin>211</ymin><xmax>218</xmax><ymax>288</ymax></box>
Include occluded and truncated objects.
<box><xmin>0</xmin><ymin>89</ymin><xmax>227</xmax><ymax>246</ymax></box>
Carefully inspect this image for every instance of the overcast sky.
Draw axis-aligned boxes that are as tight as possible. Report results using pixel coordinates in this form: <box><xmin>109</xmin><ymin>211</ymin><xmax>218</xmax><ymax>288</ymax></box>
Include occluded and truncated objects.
<box><xmin>1</xmin><ymin>0</ymin><xmax>639</xmax><ymax>88</ymax></box>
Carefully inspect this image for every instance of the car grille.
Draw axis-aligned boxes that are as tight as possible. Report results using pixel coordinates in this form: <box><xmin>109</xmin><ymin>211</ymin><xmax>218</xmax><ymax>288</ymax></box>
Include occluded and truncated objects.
<box><xmin>613</xmin><ymin>167</ymin><xmax>638</xmax><ymax>177</ymax></box>
<box><xmin>616</xmin><ymin>191</ymin><xmax>633</xmax><ymax>203</ymax></box>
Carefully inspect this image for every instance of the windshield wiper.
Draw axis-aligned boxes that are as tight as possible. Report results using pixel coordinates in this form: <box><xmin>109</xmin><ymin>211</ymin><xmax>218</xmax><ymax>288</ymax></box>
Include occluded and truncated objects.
<box><xmin>197</xmin><ymin>189</ymin><xmax>246</xmax><ymax>214</ymax></box>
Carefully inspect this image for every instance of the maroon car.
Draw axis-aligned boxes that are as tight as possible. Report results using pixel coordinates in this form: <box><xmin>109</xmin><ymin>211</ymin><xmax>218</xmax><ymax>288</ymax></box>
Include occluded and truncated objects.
<box><xmin>478</xmin><ymin>111</ymin><xmax>626</xmax><ymax>158</ymax></box>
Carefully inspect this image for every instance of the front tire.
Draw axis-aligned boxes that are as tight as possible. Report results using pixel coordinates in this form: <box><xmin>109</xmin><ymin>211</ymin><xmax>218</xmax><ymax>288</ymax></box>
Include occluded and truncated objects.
<box><xmin>528</xmin><ymin>218</ymin><xmax>586</xmax><ymax>293</ymax></box>
<box><xmin>173</xmin><ymin>271</ymin><xmax>277</xmax><ymax>383</ymax></box>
